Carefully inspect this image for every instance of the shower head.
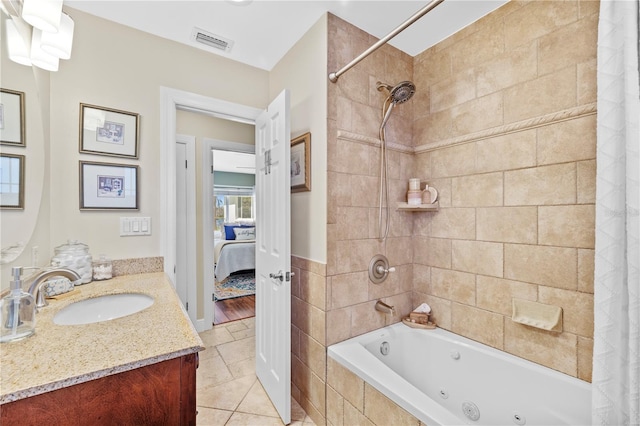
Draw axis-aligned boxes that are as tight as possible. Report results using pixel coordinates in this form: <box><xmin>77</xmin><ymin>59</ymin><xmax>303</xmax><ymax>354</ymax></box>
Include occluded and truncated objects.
<box><xmin>376</xmin><ymin>80</ymin><xmax>416</xmax><ymax>104</ymax></box>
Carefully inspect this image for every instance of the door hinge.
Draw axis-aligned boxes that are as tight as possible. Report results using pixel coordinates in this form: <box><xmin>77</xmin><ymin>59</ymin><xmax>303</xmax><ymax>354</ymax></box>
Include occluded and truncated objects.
<box><xmin>186</xmin><ymin>302</ymin><xmax>189</xmax><ymax>311</ymax></box>
<box><xmin>211</xmin><ymin>165</ymin><xmax>214</xmax><ymax>174</ymax></box>
<box><xmin>264</xmin><ymin>149</ymin><xmax>272</xmax><ymax>175</ymax></box>
<box><xmin>185</xmin><ymin>159</ymin><xmax>188</xmax><ymax>168</ymax></box>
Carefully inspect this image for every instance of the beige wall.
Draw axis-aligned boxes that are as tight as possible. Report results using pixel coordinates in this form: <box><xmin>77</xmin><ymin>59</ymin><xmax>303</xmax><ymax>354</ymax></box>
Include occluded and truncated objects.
<box><xmin>412</xmin><ymin>0</ymin><xmax>597</xmax><ymax>381</ymax></box>
<box><xmin>270</xmin><ymin>14</ymin><xmax>328</xmax><ymax>263</ymax></box>
<box><xmin>47</xmin><ymin>8</ymin><xmax>269</xmax><ymax>262</ymax></box>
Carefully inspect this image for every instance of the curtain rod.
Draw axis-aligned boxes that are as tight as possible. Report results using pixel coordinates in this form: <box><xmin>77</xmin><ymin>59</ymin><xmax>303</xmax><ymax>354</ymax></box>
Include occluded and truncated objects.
<box><xmin>328</xmin><ymin>0</ymin><xmax>445</xmax><ymax>83</ymax></box>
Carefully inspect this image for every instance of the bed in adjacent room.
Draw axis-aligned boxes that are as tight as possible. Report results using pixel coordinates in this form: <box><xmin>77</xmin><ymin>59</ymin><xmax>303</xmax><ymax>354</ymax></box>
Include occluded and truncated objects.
<box><xmin>214</xmin><ymin>223</ymin><xmax>256</xmax><ymax>282</ymax></box>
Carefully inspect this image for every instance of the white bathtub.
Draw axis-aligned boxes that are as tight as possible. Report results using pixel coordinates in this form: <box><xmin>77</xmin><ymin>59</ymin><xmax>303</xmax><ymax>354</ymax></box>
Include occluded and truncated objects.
<box><xmin>328</xmin><ymin>323</ymin><xmax>591</xmax><ymax>425</ymax></box>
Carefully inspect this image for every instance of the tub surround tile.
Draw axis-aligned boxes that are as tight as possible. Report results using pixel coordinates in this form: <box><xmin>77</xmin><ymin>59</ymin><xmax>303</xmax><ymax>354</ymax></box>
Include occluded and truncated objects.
<box><xmin>451</xmin><ymin>92</ymin><xmax>504</xmax><ymax>137</ymax></box>
<box><xmin>326</xmin><ymin>308</ymin><xmax>352</xmax><ymax>346</ymax></box>
<box><xmin>476</xmin><ymin>207</ymin><xmax>538</xmax><ymax>244</ymax></box>
<box><xmin>503</xmin><ymin>67</ymin><xmax>577</xmax><ymax>123</ymax></box>
<box><xmin>431</xmin><ymin>267</ymin><xmax>476</xmax><ymax>306</ymax></box>
<box><xmin>577</xmin><ymin>58</ymin><xmax>597</xmax><ymax>104</ymax></box>
<box><xmin>0</xmin><ymin>272</ymin><xmax>203</xmax><ymax>404</ymax></box>
<box><xmin>364</xmin><ymin>384</ymin><xmax>421</xmax><ymax>426</ymax></box>
<box><xmin>344</xmin><ymin>401</ymin><xmax>375</xmax><ymax>426</ymax></box>
<box><xmin>578</xmin><ymin>249</ymin><xmax>595</xmax><ymax>294</ymax></box>
<box><xmin>429</xmin><ymin>208</ymin><xmax>476</xmax><ymax>239</ymax></box>
<box><xmin>422</xmin><ymin>295</ymin><xmax>452</xmax><ymax>330</ymax></box>
<box><xmin>476</xmin><ymin>276</ymin><xmax>538</xmax><ymax>316</ymax></box>
<box><xmin>452</xmin><ymin>303</ymin><xmax>504</xmax><ymax>349</ymax></box>
<box><xmin>452</xmin><ymin>240</ymin><xmax>504</xmax><ymax>278</ymax></box>
<box><xmin>504</xmin><ymin>163</ymin><xmax>576</xmax><ymax>206</ymax></box>
<box><xmin>475</xmin><ymin>130</ymin><xmax>537</xmax><ymax>173</ymax></box>
<box><xmin>326</xmin><ymin>386</ymin><xmax>344</xmax><ymax>426</ymax></box>
<box><xmin>538</xmin><ymin>205</ymin><xmax>595</xmax><ymax>248</ymax></box>
<box><xmin>503</xmin><ymin>1</ymin><xmax>578</xmax><ymax>50</ymax></box>
<box><xmin>430</xmin><ymin>142</ymin><xmax>476</xmax><ymax>178</ymax></box>
<box><xmin>504</xmin><ymin>243</ymin><xmax>577</xmax><ymax>289</ymax></box>
<box><xmin>537</xmin><ymin>115</ymin><xmax>596</xmax><ymax>166</ymax></box>
<box><xmin>537</xmin><ymin>13</ymin><xmax>598</xmax><ymax>76</ymax></box>
<box><xmin>577</xmin><ymin>160</ymin><xmax>597</xmax><ymax>204</ymax></box>
<box><xmin>504</xmin><ymin>321</ymin><xmax>577</xmax><ymax>376</ymax></box>
<box><xmin>475</xmin><ymin>43</ymin><xmax>537</xmax><ymax>97</ymax></box>
<box><xmin>578</xmin><ymin>336</ymin><xmax>594</xmax><ymax>382</ymax></box>
<box><xmin>451</xmin><ymin>172</ymin><xmax>504</xmax><ymax>207</ymax></box>
<box><xmin>538</xmin><ymin>286</ymin><xmax>594</xmax><ymax>337</ymax></box>
<box><xmin>327</xmin><ymin>357</ymin><xmax>364</xmax><ymax>411</ymax></box>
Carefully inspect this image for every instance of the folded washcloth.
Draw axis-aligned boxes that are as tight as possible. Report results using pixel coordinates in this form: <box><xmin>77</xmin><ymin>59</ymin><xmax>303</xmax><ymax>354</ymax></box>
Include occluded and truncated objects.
<box><xmin>413</xmin><ymin>303</ymin><xmax>431</xmax><ymax>314</ymax></box>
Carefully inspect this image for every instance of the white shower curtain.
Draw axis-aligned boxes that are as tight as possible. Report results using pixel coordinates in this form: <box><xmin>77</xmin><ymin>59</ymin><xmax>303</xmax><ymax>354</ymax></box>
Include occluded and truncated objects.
<box><xmin>592</xmin><ymin>1</ymin><xmax>640</xmax><ymax>425</ymax></box>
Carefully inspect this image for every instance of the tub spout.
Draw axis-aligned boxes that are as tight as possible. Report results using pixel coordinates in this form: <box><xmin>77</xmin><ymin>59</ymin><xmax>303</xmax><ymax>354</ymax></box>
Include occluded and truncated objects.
<box><xmin>375</xmin><ymin>300</ymin><xmax>395</xmax><ymax>315</ymax></box>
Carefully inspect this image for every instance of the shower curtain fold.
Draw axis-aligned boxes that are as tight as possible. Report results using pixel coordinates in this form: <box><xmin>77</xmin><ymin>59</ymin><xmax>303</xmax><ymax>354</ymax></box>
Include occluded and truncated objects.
<box><xmin>592</xmin><ymin>1</ymin><xmax>640</xmax><ymax>425</ymax></box>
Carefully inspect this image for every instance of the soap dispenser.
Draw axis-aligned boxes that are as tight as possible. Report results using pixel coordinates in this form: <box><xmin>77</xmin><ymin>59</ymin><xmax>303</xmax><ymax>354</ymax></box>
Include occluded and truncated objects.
<box><xmin>0</xmin><ymin>267</ymin><xmax>36</xmax><ymax>343</ymax></box>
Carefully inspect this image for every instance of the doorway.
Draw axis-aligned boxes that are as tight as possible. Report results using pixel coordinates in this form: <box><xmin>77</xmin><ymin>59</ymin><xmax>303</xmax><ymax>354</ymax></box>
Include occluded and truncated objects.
<box><xmin>160</xmin><ymin>86</ymin><xmax>263</xmax><ymax>332</ymax></box>
<box><xmin>203</xmin><ymin>140</ymin><xmax>257</xmax><ymax>325</ymax></box>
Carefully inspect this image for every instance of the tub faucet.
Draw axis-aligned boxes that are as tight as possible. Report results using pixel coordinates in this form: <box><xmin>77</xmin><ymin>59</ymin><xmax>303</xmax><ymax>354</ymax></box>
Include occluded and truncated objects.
<box><xmin>375</xmin><ymin>300</ymin><xmax>395</xmax><ymax>315</ymax></box>
<box><xmin>23</xmin><ymin>267</ymin><xmax>82</xmax><ymax>310</ymax></box>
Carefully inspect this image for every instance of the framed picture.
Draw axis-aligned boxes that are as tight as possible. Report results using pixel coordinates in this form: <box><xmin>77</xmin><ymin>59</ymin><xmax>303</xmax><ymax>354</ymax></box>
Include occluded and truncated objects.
<box><xmin>80</xmin><ymin>161</ymin><xmax>139</xmax><ymax>210</ymax></box>
<box><xmin>290</xmin><ymin>132</ymin><xmax>311</xmax><ymax>193</ymax></box>
<box><xmin>0</xmin><ymin>154</ymin><xmax>25</xmax><ymax>209</ymax></box>
<box><xmin>79</xmin><ymin>103</ymin><xmax>139</xmax><ymax>158</ymax></box>
<box><xmin>0</xmin><ymin>89</ymin><xmax>26</xmax><ymax>147</ymax></box>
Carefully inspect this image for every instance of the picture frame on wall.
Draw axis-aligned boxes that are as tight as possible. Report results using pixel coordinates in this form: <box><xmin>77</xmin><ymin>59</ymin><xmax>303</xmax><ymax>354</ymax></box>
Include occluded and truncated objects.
<box><xmin>80</xmin><ymin>161</ymin><xmax>139</xmax><ymax>210</ymax></box>
<box><xmin>290</xmin><ymin>132</ymin><xmax>311</xmax><ymax>193</ymax></box>
<box><xmin>79</xmin><ymin>103</ymin><xmax>140</xmax><ymax>158</ymax></box>
<box><xmin>0</xmin><ymin>89</ymin><xmax>26</xmax><ymax>147</ymax></box>
<box><xmin>0</xmin><ymin>154</ymin><xmax>25</xmax><ymax>209</ymax></box>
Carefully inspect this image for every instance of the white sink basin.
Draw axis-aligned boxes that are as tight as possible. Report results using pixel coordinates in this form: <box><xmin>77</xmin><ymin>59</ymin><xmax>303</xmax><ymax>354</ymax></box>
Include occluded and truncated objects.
<box><xmin>53</xmin><ymin>293</ymin><xmax>154</xmax><ymax>325</ymax></box>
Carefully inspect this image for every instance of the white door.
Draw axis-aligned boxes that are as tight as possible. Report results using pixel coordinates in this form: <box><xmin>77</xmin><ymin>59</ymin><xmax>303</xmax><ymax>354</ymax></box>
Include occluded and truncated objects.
<box><xmin>175</xmin><ymin>136</ymin><xmax>197</xmax><ymax>324</ymax></box>
<box><xmin>255</xmin><ymin>90</ymin><xmax>291</xmax><ymax>424</ymax></box>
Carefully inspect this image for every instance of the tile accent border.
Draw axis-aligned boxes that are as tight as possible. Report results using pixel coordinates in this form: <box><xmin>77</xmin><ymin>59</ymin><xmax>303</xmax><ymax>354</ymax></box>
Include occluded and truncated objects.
<box><xmin>415</xmin><ymin>103</ymin><xmax>597</xmax><ymax>153</ymax></box>
<box><xmin>337</xmin><ymin>130</ymin><xmax>414</xmax><ymax>154</ymax></box>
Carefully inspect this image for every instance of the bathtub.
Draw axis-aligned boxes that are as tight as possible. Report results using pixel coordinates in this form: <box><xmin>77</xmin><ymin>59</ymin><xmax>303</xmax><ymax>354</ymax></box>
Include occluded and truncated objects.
<box><xmin>328</xmin><ymin>322</ymin><xmax>591</xmax><ymax>425</ymax></box>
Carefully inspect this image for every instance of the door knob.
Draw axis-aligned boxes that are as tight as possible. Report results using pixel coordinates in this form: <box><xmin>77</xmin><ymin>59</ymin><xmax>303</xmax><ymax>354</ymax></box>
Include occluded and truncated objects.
<box><xmin>269</xmin><ymin>271</ymin><xmax>284</xmax><ymax>281</ymax></box>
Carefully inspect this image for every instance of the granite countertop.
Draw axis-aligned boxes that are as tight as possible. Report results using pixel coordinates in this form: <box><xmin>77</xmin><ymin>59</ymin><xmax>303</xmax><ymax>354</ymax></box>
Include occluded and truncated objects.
<box><xmin>0</xmin><ymin>272</ymin><xmax>205</xmax><ymax>404</ymax></box>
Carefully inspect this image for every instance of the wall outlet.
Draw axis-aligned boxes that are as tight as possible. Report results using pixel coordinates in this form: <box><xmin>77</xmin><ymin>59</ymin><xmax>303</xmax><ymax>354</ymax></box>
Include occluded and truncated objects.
<box><xmin>120</xmin><ymin>217</ymin><xmax>151</xmax><ymax>236</ymax></box>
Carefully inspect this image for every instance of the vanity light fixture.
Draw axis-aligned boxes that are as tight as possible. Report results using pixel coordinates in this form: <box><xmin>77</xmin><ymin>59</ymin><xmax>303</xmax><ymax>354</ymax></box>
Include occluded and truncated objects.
<box><xmin>21</xmin><ymin>0</ymin><xmax>63</xmax><ymax>33</ymax></box>
<box><xmin>3</xmin><ymin>1</ymin><xmax>74</xmax><ymax>70</ymax></box>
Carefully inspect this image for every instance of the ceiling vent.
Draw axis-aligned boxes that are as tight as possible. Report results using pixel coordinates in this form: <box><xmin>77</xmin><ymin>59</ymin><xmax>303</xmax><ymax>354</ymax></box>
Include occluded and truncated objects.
<box><xmin>191</xmin><ymin>27</ymin><xmax>234</xmax><ymax>52</ymax></box>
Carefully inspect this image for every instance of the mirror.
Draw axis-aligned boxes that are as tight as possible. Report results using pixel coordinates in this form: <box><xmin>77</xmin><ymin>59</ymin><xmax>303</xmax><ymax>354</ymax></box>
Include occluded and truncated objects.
<box><xmin>0</xmin><ymin>11</ymin><xmax>47</xmax><ymax>265</ymax></box>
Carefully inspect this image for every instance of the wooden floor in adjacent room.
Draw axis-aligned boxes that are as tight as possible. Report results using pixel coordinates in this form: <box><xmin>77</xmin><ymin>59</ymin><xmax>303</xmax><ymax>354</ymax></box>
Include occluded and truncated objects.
<box><xmin>214</xmin><ymin>295</ymin><xmax>255</xmax><ymax>325</ymax></box>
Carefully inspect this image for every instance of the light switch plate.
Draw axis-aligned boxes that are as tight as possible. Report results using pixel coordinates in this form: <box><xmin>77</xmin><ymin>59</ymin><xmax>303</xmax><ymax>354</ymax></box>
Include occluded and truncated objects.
<box><xmin>120</xmin><ymin>217</ymin><xmax>151</xmax><ymax>236</ymax></box>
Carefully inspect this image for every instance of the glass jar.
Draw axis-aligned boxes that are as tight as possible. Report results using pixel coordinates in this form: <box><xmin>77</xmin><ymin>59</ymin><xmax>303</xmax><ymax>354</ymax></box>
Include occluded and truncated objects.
<box><xmin>92</xmin><ymin>255</ymin><xmax>113</xmax><ymax>281</ymax></box>
<box><xmin>51</xmin><ymin>240</ymin><xmax>93</xmax><ymax>284</ymax></box>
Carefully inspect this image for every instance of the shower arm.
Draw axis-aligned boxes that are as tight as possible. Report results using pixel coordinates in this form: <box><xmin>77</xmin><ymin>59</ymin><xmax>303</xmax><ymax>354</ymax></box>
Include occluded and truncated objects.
<box><xmin>328</xmin><ymin>0</ymin><xmax>445</xmax><ymax>83</ymax></box>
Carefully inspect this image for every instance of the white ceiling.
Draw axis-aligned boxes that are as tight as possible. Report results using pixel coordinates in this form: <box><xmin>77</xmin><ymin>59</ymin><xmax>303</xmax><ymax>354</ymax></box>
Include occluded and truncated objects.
<box><xmin>66</xmin><ymin>0</ymin><xmax>507</xmax><ymax>71</ymax></box>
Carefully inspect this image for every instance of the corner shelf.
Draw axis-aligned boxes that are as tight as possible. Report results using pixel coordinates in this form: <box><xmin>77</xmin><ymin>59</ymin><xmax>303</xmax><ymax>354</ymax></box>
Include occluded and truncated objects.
<box><xmin>396</xmin><ymin>201</ymin><xmax>439</xmax><ymax>212</ymax></box>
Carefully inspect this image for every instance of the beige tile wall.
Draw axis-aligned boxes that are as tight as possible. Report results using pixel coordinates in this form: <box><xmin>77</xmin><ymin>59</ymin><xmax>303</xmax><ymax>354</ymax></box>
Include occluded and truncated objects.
<box><xmin>412</xmin><ymin>0</ymin><xmax>598</xmax><ymax>381</ymax></box>
<box><xmin>326</xmin><ymin>14</ymin><xmax>416</xmax><ymax>348</ymax></box>
<box><xmin>326</xmin><ymin>357</ymin><xmax>423</xmax><ymax>426</ymax></box>
<box><xmin>301</xmin><ymin>3</ymin><xmax>598</xmax><ymax>424</ymax></box>
<box><xmin>291</xmin><ymin>255</ymin><xmax>328</xmax><ymax>426</ymax></box>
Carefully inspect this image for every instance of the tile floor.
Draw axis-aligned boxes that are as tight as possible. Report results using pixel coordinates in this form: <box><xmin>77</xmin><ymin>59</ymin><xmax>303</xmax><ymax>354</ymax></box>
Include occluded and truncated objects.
<box><xmin>196</xmin><ymin>317</ymin><xmax>316</xmax><ymax>425</ymax></box>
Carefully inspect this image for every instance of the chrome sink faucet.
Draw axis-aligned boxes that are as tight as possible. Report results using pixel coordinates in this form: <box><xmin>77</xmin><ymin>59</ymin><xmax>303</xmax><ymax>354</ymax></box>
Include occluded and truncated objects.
<box><xmin>23</xmin><ymin>267</ymin><xmax>82</xmax><ymax>310</ymax></box>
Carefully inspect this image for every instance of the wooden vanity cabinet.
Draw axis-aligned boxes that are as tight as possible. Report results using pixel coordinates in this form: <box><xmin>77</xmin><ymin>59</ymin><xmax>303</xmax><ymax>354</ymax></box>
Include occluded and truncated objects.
<box><xmin>0</xmin><ymin>353</ymin><xmax>198</xmax><ymax>426</ymax></box>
